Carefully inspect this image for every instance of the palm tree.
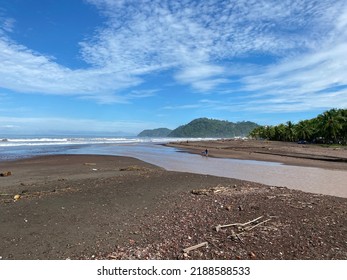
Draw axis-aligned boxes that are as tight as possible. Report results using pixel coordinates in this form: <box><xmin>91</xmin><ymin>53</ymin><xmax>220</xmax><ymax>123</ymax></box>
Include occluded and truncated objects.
<box><xmin>295</xmin><ymin>120</ymin><xmax>312</xmax><ymax>141</ymax></box>
<box><xmin>274</xmin><ymin>124</ymin><xmax>286</xmax><ymax>141</ymax></box>
<box><xmin>249</xmin><ymin>126</ymin><xmax>264</xmax><ymax>139</ymax></box>
<box><xmin>317</xmin><ymin>109</ymin><xmax>345</xmax><ymax>143</ymax></box>
<box><xmin>249</xmin><ymin>108</ymin><xmax>347</xmax><ymax>144</ymax></box>
<box><xmin>337</xmin><ymin>109</ymin><xmax>347</xmax><ymax>144</ymax></box>
<box><xmin>285</xmin><ymin>121</ymin><xmax>296</xmax><ymax>142</ymax></box>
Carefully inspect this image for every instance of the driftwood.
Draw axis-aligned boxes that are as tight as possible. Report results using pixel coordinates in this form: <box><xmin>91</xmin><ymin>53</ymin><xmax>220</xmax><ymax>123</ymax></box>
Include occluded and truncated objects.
<box><xmin>183</xmin><ymin>242</ymin><xmax>208</xmax><ymax>253</ymax></box>
<box><xmin>215</xmin><ymin>216</ymin><xmax>263</xmax><ymax>232</ymax></box>
<box><xmin>191</xmin><ymin>184</ymin><xmax>227</xmax><ymax>196</ymax></box>
<box><xmin>245</xmin><ymin>219</ymin><xmax>271</xmax><ymax>231</ymax></box>
<box><xmin>227</xmin><ymin>230</ymin><xmax>244</xmax><ymax>243</ymax></box>
<box><xmin>107</xmin><ymin>255</ymin><xmax>118</xmax><ymax>259</ymax></box>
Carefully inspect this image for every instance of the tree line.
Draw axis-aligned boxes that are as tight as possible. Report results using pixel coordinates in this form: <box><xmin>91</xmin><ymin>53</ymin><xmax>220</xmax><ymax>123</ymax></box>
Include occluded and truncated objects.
<box><xmin>249</xmin><ymin>109</ymin><xmax>347</xmax><ymax>144</ymax></box>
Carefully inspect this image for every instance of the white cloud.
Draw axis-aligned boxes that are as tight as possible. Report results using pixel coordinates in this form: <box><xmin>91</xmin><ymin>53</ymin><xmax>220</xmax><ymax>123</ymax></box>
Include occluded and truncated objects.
<box><xmin>0</xmin><ymin>116</ymin><xmax>160</xmax><ymax>134</ymax></box>
<box><xmin>126</xmin><ymin>89</ymin><xmax>158</xmax><ymax>99</ymax></box>
<box><xmin>0</xmin><ymin>0</ymin><xmax>347</xmax><ymax>110</ymax></box>
<box><xmin>163</xmin><ymin>104</ymin><xmax>202</xmax><ymax>110</ymax></box>
<box><xmin>0</xmin><ymin>38</ymin><xmax>142</xmax><ymax>98</ymax></box>
<box><xmin>174</xmin><ymin>64</ymin><xmax>229</xmax><ymax>91</ymax></box>
<box><xmin>0</xmin><ymin>124</ymin><xmax>18</xmax><ymax>129</ymax></box>
<box><xmin>163</xmin><ymin>85</ymin><xmax>347</xmax><ymax>115</ymax></box>
<box><xmin>0</xmin><ymin>17</ymin><xmax>15</xmax><ymax>33</ymax></box>
<box><xmin>240</xmin><ymin>41</ymin><xmax>347</xmax><ymax>111</ymax></box>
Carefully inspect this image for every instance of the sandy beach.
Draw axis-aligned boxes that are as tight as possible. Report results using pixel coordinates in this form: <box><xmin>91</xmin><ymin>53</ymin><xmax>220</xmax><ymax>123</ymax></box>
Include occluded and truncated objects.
<box><xmin>166</xmin><ymin>139</ymin><xmax>347</xmax><ymax>170</ymax></box>
<box><xmin>0</xmin><ymin>149</ymin><xmax>346</xmax><ymax>260</ymax></box>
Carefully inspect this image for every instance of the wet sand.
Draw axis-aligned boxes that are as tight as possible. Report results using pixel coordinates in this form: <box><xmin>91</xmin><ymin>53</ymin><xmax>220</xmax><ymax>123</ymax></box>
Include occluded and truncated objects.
<box><xmin>163</xmin><ymin>140</ymin><xmax>347</xmax><ymax>198</ymax></box>
<box><xmin>65</xmin><ymin>142</ymin><xmax>347</xmax><ymax>198</ymax></box>
<box><xmin>165</xmin><ymin>139</ymin><xmax>347</xmax><ymax>170</ymax></box>
<box><xmin>0</xmin><ymin>154</ymin><xmax>346</xmax><ymax>260</ymax></box>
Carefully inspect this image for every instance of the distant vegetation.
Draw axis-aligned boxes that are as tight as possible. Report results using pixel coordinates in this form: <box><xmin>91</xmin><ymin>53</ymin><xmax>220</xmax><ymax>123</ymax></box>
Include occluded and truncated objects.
<box><xmin>138</xmin><ymin>128</ymin><xmax>172</xmax><ymax>137</ymax></box>
<box><xmin>138</xmin><ymin>118</ymin><xmax>259</xmax><ymax>138</ymax></box>
<box><xmin>249</xmin><ymin>109</ymin><xmax>347</xmax><ymax>144</ymax></box>
<box><xmin>168</xmin><ymin>118</ymin><xmax>259</xmax><ymax>138</ymax></box>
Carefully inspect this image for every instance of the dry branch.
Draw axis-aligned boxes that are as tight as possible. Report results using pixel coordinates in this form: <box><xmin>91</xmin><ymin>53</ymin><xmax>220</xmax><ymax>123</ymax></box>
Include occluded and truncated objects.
<box><xmin>215</xmin><ymin>216</ymin><xmax>263</xmax><ymax>232</ymax></box>
<box><xmin>183</xmin><ymin>242</ymin><xmax>208</xmax><ymax>253</ymax></box>
<box><xmin>245</xmin><ymin>219</ymin><xmax>271</xmax><ymax>231</ymax></box>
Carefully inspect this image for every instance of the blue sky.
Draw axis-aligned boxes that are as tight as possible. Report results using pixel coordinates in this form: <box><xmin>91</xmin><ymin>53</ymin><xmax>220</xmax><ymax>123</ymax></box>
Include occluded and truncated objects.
<box><xmin>1</xmin><ymin>0</ymin><xmax>347</xmax><ymax>135</ymax></box>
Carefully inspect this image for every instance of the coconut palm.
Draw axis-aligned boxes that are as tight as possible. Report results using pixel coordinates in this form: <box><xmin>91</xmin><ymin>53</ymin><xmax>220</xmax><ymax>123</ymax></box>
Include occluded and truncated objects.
<box><xmin>295</xmin><ymin>120</ymin><xmax>312</xmax><ymax>141</ymax></box>
<box><xmin>285</xmin><ymin>121</ymin><xmax>296</xmax><ymax>142</ymax></box>
<box><xmin>274</xmin><ymin>124</ymin><xmax>286</xmax><ymax>141</ymax></box>
<box><xmin>317</xmin><ymin>109</ymin><xmax>345</xmax><ymax>143</ymax></box>
<box><xmin>248</xmin><ymin>108</ymin><xmax>347</xmax><ymax>145</ymax></box>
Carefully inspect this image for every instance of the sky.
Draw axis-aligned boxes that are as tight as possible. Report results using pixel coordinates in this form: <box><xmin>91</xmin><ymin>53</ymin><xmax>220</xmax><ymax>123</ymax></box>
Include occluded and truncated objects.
<box><xmin>0</xmin><ymin>0</ymin><xmax>347</xmax><ymax>136</ymax></box>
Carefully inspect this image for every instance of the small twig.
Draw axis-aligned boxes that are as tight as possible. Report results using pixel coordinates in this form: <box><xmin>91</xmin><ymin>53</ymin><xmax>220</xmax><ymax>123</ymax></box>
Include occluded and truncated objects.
<box><xmin>236</xmin><ymin>233</ymin><xmax>244</xmax><ymax>243</ymax></box>
<box><xmin>183</xmin><ymin>242</ymin><xmax>208</xmax><ymax>253</ymax></box>
<box><xmin>84</xmin><ymin>163</ymin><xmax>96</xmax><ymax>166</ymax></box>
<box><xmin>107</xmin><ymin>255</ymin><xmax>118</xmax><ymax>259</ymax></box>
<box><xmin>205</xmin><ymin>239</ymin><xmax>219</xmax><ymax>250</ymax></box>
<box><xmin>213</xmin><ymin>189</ymin><xmax>222</xmax><ymax>193</ymax></box>
<box><xmin>245</xmin><ymin>219</ymin><xmax>271</xmax><ymax>231</ymax></box>
<box><xmin>215</xmin><ymin>216</ymin><xmax>263</xmax><ymax>232</ymax></box>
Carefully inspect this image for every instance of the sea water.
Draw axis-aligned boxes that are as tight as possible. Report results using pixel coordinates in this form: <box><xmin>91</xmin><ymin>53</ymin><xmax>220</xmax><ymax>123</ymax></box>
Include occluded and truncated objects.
<box><xmin>0</xmin><ymin>136</ymin><xmax>215</xmax><ymax>161</ymax></box>
<box><xmin>1</xmin><ymin>136</ymin><xmax>346</xmax><ymax>198</ymax></box>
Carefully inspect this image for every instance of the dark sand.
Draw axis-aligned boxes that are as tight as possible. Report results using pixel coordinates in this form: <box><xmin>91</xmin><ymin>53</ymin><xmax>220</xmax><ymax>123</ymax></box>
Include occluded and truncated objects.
<box><xmin>0</xmin><ymin>153</ymin><xmax>346</xmax><ymax>260</ymax></box>
<box><xmin>166</xmin><ymin>139</ymin><xmax>347</xmax><ymax>170</ymax></box>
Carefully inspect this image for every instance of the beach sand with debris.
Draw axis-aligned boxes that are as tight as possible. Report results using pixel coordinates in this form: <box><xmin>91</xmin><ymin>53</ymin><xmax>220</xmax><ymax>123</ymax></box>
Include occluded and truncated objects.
<box><xmin>0</xmin><ymin>154</ymin><xmax>346</xmax><ymax>260</ymax></box>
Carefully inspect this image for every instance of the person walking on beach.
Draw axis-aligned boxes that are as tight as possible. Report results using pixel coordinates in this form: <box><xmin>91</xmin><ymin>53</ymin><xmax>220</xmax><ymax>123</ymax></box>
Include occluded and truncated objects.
<box><xmin>205</xmin><ymin>149</ymin><xmax>208</xmax><ymax>157</ymax></box>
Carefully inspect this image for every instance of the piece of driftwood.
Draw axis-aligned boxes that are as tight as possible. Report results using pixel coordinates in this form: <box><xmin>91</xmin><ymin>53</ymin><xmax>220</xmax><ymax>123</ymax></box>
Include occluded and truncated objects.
<box><xmin>107</xmin><ymin>255</ymin><xmax>118</xmax><ymax>259</ymax></box>
<box><xmin>245</xmin><ymin>219</ymin><xmax>271</xmax><ymax>231</ymax></box>
<box><xmin>215</xmin><ymin>216</ymin><xmax>263</xmax><ymax>232</ymax></box>
<box><xmin>183</xmin><ymin>242</ymin><xmax>208</xmax><ymax>253</ymax></box>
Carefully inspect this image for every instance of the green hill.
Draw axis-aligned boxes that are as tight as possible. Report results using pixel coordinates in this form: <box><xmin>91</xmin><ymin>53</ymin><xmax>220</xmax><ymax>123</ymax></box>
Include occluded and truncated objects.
<box><xmin>138</xmin><ymin>128</ymin><xmax>172</xmax><ymax>137</ymax></box>
<box><xmin>168</xmin><ymin>118</ymin><xmax>259</xmax><ymax>137</ymax></box>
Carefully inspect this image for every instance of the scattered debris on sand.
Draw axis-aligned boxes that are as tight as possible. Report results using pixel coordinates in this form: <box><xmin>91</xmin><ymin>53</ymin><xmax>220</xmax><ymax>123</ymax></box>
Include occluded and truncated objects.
<box><xmin>119</xmin><ymin>165</ymin><xmax>152</xmax><ymax>172</ymax></box>
<box><xmin>0</xmin><ymin>171</ymin><xmax>12</xmax><ymax>177</ymax></box>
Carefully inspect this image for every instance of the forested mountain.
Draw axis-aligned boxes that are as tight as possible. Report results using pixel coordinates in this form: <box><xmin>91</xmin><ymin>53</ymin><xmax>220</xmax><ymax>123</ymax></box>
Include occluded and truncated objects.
<box><xmin>137</xmin><ymin>128</ymin><xmax>172</xmax><ymax>137</ymax></box>
<box><xmin>168</xmin><ymin>118</ymin><xmax>259</xmax><ymax>137</ymax></box>
<box><xmin>249</xmin><ymin>108</ymin><xmax>347</xmax><ymax>144</ymax></box>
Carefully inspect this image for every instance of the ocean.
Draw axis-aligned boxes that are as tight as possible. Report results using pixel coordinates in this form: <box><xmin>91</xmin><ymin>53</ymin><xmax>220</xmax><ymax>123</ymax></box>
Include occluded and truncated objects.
<box><xmin>1</xmin><ymin>135</ymin><xmax>346</xmax><ymax>198</ymax></box>
<box><xmin>0</xmin><ymin>136</ymin><xmax>215</xmax><ymax>161</ymax></box>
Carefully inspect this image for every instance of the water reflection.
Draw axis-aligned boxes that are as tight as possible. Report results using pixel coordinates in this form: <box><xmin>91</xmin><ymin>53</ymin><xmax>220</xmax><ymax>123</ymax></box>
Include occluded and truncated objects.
<box><xmin>69</xmin><ymin>143</ymin><xmax>347</xmax><ymax>198</ymax></box>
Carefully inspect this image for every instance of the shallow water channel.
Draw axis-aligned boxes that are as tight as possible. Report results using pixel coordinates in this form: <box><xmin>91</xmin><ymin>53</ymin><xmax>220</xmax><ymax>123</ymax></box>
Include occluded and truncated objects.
<box><xmin>70</xmin><ymin>143</ymin><xmax>347</xmax><ymax>198</ymax></box>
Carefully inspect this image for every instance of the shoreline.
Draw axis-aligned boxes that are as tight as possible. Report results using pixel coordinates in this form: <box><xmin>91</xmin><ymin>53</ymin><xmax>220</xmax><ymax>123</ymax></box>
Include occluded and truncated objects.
<box><xmin>0</xmin><ymin>154</ymin><xmax>346</xmax><ymax>260</ymax></box>
<box><xmin>165</xmin><ymin>139</ymin><xmax>347</xmax><ymax>171</ymax></box>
